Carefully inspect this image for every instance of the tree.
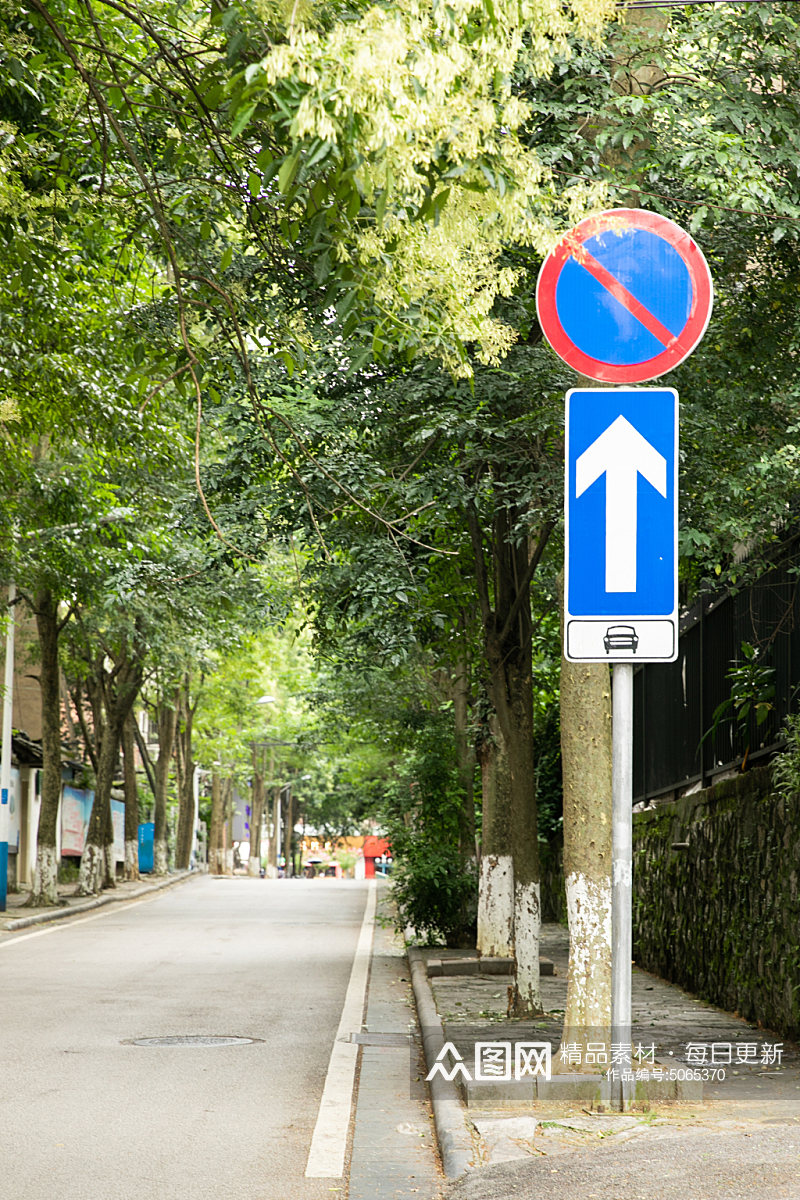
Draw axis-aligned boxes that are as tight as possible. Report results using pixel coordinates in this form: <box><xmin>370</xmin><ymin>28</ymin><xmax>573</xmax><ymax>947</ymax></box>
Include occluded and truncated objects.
<box><xmin>150</xmin><ymin>692</ymin><xmax>179</xmax><ymax>876</ymax></box>
<box><xmin>70</xmin><ymin>627</ymin><xmax>145</xmax><ymax>894</ymax></box>
<box><xmin>558</xmin><ymin>614</ymin><xmax>612</xmax><ymax>1065</ymax></box>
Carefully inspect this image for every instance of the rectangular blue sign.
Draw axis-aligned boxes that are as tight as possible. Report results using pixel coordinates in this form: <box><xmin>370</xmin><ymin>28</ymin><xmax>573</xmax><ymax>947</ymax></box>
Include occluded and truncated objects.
<box><xmin>565</xmin><ymin>388</ymin><xmax>678</xmax><ymax>663</ymax></box>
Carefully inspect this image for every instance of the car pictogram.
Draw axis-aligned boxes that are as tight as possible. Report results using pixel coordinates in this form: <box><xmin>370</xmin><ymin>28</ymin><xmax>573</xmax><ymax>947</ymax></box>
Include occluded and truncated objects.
<box><xmin>603</xmin><ymin>624</ymin><xmax>639</xmax><ymax>654</ymax></box>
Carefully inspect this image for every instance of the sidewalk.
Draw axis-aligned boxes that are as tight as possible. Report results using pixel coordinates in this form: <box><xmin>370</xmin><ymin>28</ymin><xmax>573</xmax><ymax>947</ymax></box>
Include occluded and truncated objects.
<box><xmin>348</xmin><ymin>892</ymin><xmax>444</xmax><ymax>1200</ymax></box>
<box><xmin>409</xmin><ymin>924</ymin><xmax>800</xmax><ymax>1199</ymax></box>
<box><xmin>0</xmin><ymin>869</ymin><xmax>199</xmax><ymax>934</ymax></box>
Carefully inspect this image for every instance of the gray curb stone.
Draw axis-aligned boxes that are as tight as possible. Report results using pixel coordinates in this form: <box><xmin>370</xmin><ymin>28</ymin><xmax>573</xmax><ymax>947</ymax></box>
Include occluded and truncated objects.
<box><xmin>408</xmin><ymin>947</ymin><xmax>475</xmax><ymax>1180</ymax></box>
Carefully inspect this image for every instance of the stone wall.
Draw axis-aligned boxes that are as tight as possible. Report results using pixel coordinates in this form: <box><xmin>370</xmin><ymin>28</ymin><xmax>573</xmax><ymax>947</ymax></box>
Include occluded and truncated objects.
<box><xmin>632</xmin><ymin>766</ymin><xmax>800</xmax><ymax>1041</ymax></box>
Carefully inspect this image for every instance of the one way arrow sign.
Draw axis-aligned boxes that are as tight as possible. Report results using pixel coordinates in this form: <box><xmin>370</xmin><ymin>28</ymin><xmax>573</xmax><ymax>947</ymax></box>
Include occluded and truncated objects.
<box><xmin>576</xmin><ymin>415</ymin><xmax>668</xmax><ymax>594</ymax></box>
<box><xmin>565</xmin><ymin>388</ymin><xmax>678</xmax><ymax>662</ymax></box>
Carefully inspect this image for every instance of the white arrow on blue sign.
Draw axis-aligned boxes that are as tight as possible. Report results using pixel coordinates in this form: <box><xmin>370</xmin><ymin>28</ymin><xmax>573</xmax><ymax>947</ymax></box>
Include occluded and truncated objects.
<box><xmin>565</xmin><ymin>388</ymin><xmax>678</xmax><ymax>663</ymax></box>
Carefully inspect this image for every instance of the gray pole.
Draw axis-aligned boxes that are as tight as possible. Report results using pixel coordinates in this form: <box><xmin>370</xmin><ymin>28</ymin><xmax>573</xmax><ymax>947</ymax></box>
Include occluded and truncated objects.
<box><xmin>610</xmin><ymin>662</ymin><xmax>634</xmax><ymax>1111</ymax></box>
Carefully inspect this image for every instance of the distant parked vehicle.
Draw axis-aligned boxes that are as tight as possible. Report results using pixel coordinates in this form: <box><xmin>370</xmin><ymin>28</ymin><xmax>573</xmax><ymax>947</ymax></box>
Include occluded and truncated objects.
<box><xmin>603</xmin><ymin>624</ymin><xmax>639</xmax><ymax>654</ymax></box>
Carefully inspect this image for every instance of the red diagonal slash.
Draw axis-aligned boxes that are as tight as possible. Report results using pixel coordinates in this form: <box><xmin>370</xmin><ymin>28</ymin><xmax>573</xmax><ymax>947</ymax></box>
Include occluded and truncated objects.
<box><xmin>574</xmin><ymin>247</ymin><xmax>681</xmax><ymax>349</ymax></box>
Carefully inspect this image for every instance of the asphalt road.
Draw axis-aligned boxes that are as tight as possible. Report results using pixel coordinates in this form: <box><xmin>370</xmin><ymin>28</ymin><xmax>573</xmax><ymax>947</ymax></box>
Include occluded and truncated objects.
<box><xmin>0</xmin><ymin>876</ymin><xmax>372</xmax><ymax>1200</ymax></box>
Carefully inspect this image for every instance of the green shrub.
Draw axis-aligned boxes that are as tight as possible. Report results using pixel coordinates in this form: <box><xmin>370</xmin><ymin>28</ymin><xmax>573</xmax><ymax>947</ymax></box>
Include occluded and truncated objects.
<box><xmin>772</xmin><ymin>711</ymin><xmax>800</xmax><ymax>800</ymax></box>
<box><xmin>381</xmin><ymin>706</ymin><xmax>477</xmax><ymax>947</ymax></box>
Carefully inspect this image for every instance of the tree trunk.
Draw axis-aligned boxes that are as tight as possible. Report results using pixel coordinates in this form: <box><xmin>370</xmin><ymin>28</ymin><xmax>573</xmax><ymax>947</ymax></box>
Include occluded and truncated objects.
<box><xmin>208</xmin><ymin>770</ymin><xmax>224</xmax><ymax>875</ymax></box>
<box><xmin>27</xmin><ymin>590</ymin><xmax>63</xmax><ymax>906</ymax></box>
<box><xmin>452</xmin><ymin>649</ymin><xmax>477</xmax><ymax>943</ymax></box>
<box><xmin>502</xmin><ymin>652</ymin><xmax>541</xmax><ymax>1017</ymax></box>
<box><xmin>558</xmin><ymin>579</ymin><xmax>613</xmax><ymax>1069</ymax></box>
<box><xmin>284</xmin><ymin>787</ymin><xmax>293</xmax><ymax>877</ymax></box>
<box><xmin>477</xmin><ymin>713</ymin><xmax>514</xmax><ymax>958</ymax></box>
<box><xmin>78</xmin><ymin>714</ymin><xmax>119</xmax><ymax>895</ymax></box>
<box><xmin>121</xmin><ymin>712</ymin><xmax>140</xmax><ymax>881</ymax></box>
<box><xmin>78</xmin><ymin>649</ymin><xmax>143</xmax><ymax>896</ymax></box>
<box><xmin>174</xmin><ymin>678</ymin><xmax>196</xmax><ymax>870</ymax></box>
<box><xmin>153</xmin><ymin>695</ymin><xmax>178</xmax><ymax>875</ymax></box>
<box><xmin>224</xmin><ymin>776</ymin><xmax>234</xmax><ymax>875</ymax></box>
<box><xmin>175</xmin><ymin>766</ymin><xmax>195</xmax><ymax>870</ymax></box>
<box><xmin>249</xmin><ymin>748</ymin><xmax>264</xmax><ymax>877</ymax></box>
<box><xmin>268</xmin><ymin>785</ymin><xmax>279</xmax><ymax>878</ymax></box>
<box><xmin>468</xmin><ymin>492</ymin><xmax>549</xmax><ymax>1018</ymax></box>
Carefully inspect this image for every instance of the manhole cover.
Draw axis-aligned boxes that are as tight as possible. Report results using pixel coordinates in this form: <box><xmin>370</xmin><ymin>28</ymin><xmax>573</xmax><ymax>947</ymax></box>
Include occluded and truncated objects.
<box><xmin>350</xmin><ymin>1032</ymin><xmax>412</xmax><ymax>1047</ymax></box>
<box><xmin>125</xmin><ymin>1035</ymin><xmax>261</xmax><ymax>1048</ymax></box>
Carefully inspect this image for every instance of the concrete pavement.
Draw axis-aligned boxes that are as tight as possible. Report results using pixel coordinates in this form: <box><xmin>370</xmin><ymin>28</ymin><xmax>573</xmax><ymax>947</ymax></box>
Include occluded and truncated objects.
<box><xmin>411</xmin><ymin>924</ymin><xmax>800</xmax><ymax>1200</ymax></box>
<box><xmin>444</xmin><ymin>1125</ymin><xmax>800</xmax><ymax>1200</ymax></box>
<box><xmin>348</xmin><ymin>895</ymin><xmax>443</xmax><ymax>1200</ymax></box>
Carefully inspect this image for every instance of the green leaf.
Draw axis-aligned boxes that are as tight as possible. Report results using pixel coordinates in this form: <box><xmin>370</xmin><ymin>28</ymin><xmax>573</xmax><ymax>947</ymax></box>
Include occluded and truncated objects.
<box><xmin>346</xmin><ymin>187</ymin><xmax>361</xmax><ymax>220</ymax></box>
<box><xmin>278</xmin><ymin>151</ymin><xmax>301</xmax><ymax>195</ymax></box>
<box><xmin>231</xmin><ymin>103</ymin><xmax>256</xmax><ymax>139</ymax></box>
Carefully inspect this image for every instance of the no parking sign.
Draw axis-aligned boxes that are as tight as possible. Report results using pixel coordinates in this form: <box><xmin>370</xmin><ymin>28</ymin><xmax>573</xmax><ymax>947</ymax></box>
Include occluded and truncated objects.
<box><xmin>536</xmin><ymin>209</ymin><xmax>713</xmax><ymax>383</ymax></box>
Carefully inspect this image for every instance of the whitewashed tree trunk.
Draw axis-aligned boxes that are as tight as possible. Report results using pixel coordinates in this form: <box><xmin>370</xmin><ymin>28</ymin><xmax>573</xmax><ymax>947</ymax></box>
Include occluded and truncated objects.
<box><xmin>124</xmin><ymin>839</ymin><xmax>138</xmax><ymax>882</ymax></box>
<box><xmin>103</xmin><ymin>842</ymin><xmax>116</xmax><ymax>889</ymax></box>
<box><xmin>513</xmin><ymin>880</ymin><xmax>542</xmax><ymax>1014</ymax></box>
<box><xmin>31</xmin><ymin>844</ymin><xmax>59</xmax><ymax>906</ymax></box>
<box><xmin>248</xmin><ymin>856</ymin><xmax>260</xmax><ymax>877</ymax></box>
<box><xmin>154</xmin><ymin>838</ymin><xmax>169</xmax><ymax>875</ymax></box>
<box><xmin>561</xmin><ymin>871</ymin><xmax>612</xmax><ymax>1061</ymax></box>
<box><xmin>78</xmin><ymin>842</ymin><xmax>104</xmax><ymax>895</ymax></box>
<box><xmin>477</xmin><ymin>717</ymin><xmax>515</xmax><ymax>958</ymax></box>
<box><xmin>477</xmin><ymin>855</ymin><xmax>514</xmax><ymax>957</ymax></box>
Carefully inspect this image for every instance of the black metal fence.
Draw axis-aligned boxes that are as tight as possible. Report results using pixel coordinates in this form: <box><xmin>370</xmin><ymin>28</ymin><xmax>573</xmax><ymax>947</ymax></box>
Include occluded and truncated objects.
<box><xmin>633</xmin><ymin>536</ymin><xmax>800</xmax><ymax>804</ymax></box>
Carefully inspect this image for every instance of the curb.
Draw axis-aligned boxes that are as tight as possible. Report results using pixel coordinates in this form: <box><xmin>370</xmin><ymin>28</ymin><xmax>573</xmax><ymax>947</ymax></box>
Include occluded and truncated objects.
<box><xmin>408</xmin><ymin>947</ymin><xmax>475</xmax><ymax>1180</ymax></box>
<box><xmin>0</xmin><ymin>870</ymin><xmax>200</xmax><ymax>931</ymax></box>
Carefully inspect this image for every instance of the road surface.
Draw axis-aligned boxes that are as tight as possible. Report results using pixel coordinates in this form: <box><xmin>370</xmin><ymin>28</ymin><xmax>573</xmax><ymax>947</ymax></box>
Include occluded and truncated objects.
<box><xmin>0</xmin><ymin>876</ymin><xmax>381</xmax><ymax>1200</ymax></box>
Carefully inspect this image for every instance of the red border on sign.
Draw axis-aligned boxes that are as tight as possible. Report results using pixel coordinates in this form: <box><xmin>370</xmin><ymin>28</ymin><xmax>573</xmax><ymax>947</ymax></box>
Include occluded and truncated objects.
<box><xmin>535</xmin><ymin>209</ymin><xmax>714</xmax><ymax>384</ymax></box>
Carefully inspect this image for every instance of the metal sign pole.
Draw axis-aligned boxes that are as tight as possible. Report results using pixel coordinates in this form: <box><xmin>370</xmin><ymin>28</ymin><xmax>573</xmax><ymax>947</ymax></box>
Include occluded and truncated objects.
<box><xmin>610</xmin><ymin>662</ymin><xmax>634</xmax><ymax>1111</ymax></box>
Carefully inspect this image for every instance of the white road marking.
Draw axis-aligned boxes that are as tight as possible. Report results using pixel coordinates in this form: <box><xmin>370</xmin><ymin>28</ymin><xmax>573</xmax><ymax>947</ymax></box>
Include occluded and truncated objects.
<box><xmin>305</xmin><ymin>879</ymin><xmax>377</xmax><ymax>1179</ymax></box>
<box><xmin>0</xmin><ymin>891</ymin><xmax>165</xmax><ymax>948</ymax></box>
